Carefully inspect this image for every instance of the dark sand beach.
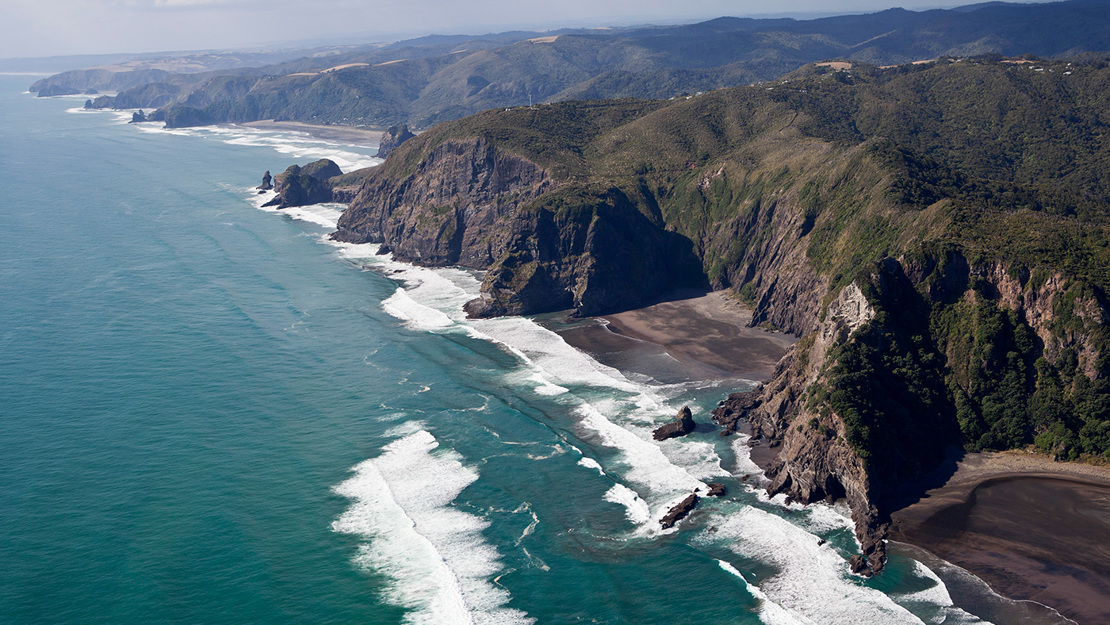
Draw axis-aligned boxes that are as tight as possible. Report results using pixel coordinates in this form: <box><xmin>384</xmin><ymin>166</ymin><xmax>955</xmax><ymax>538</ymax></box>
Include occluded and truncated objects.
<box><xmin>890</xmin><ymin>452</ymin><xmax>1110</xmax><ymax>625</ymax></box>
<box><xmin>558</xmin><ymin>290</ymin><xmax>1110</xmax><ymax>624</ymax></box>
<box><xmin>557</xmin><ymin>290</ymin><xmax>795</xmax><ymax>383</ymax></box>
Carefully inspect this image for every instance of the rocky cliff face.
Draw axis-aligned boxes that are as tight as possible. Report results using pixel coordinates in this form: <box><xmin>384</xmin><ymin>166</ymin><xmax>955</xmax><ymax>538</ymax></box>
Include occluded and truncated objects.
<box><xmin>335</xmin><ymin>137</ymin><xmax>705</xmax><ymax>316</ymax></box>
<box><xmin>715</xmin><ymin>250</ymin><xmax>1110</xmax><ymax>574</ymax></box>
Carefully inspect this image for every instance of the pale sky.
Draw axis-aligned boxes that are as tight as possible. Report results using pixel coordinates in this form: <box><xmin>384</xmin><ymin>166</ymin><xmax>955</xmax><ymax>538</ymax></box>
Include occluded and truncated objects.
<box><xmin>1</xmin><ymin>0</ymin><xmax>1047</xmax><ymax>60</ymax></box>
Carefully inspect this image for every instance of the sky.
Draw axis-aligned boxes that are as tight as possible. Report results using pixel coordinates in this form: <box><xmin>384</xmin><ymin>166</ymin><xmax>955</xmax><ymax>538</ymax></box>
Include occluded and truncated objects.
<box><xmin>1</xmin><ymin>0</ymin><xmax>1048</xmax><ymax>60</ymax></box>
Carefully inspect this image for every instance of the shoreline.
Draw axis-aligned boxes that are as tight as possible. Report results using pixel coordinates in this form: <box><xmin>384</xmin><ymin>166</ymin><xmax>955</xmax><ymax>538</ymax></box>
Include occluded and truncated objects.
<box><xmin>238</xmin><ymin>120</ymin><xmax>385</xmax><ymax>148</ymax></box>
<box><xmin>890</xmin><ymin>450</ymin><xmax>1110</xmax><ymax>625</ymax></box>
<box><xmin>554</xmin><ymin>290</ymin><xmax>1110</xmax><ymax>624</ymax></box>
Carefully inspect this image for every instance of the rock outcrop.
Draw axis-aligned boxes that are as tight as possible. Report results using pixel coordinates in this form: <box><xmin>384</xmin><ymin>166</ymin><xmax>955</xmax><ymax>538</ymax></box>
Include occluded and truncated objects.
<box><xmin>377</xmin><ymin>124</ymin><xmax>416</xmax><ymax>159</ymax></box>
<box><xmin>652</xmin><ymin>406</ymin><xmax>697</xmax><ymax>441</ymax></box>
<box><xmin>335</xmin><ymin>137</ymin><xmax>704</xmax><ymax>317</ymax></box>
<box><xmin>262</xmin><ymin>160</ymin><xmax>343</xmax><ymax>208</ymax></box>
<box><xmin>660</xmin><ymin>493</ymin><xmax>699</xmax><ymax>529</ymax></box>
<box><xmin>258</xmin><ymin>170</ymin><xmax>272</xmax><ymax>192</ymax></box>
<box><xmin>130</xmin><ymin>110</ymin><xmax>146</xmax><ymax>123</ymax></box>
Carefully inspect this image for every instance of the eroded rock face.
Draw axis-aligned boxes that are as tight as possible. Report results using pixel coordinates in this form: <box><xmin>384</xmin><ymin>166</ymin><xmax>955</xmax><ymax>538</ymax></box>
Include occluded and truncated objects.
<box><xmin>336</xmin><ymin>138</ymin><xmax>703</xmax><ymax>316</ymax></box>
<box><xmin>258</xmin><ymin>170</ymin><xmax>272</xmax><ymax>191</ymax></box>
<box><xmin>653</xmin><ymin>406</ymin><xmax>696</xmax><ymax>441</ymax></box>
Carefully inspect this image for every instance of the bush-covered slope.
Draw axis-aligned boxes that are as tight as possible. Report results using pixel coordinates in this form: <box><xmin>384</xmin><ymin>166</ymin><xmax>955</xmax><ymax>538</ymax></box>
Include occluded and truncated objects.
<box><xmin>335</xmin><ymin>56</ymin><xmax>1110</xmax><ymax>571</ymax></box>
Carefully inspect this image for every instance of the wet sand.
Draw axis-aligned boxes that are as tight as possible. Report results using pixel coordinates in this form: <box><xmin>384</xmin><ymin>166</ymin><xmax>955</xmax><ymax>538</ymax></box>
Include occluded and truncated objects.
<box><xmin>239</xmin><ymin>120</ymin><xmax>385</xmax><ymax>147</ymax></box>
<box><xmin>890</xmin><ymin>451</ymin><xmax>1110</xmax><ymax>625</ymax></box>
<box><xmin>559</xmin><ymin>290</ymin><xmax>795</xmax><ymax>382</ymax></box>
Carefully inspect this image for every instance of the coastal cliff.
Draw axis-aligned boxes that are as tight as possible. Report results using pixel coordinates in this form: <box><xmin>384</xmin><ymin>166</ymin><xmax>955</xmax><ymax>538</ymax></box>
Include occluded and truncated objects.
<box><xmin>330</xmin><ymin>58</ymin><xmax>1110</xmax><ymax>571</ymax></box>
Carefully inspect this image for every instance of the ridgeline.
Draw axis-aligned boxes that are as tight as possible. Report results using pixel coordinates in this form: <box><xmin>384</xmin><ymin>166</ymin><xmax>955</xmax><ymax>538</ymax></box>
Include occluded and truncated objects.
<box><xmin>36</xmin><ymin>0</ymin><xmax>1110</xmax><ymax>131</ymax></box>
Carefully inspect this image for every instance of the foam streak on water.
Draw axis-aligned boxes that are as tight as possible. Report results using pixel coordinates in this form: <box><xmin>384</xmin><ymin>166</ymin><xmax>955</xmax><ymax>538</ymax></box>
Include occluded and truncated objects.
<box><xmin>707</xmin><ymin>507</ymin><xmax>926</xmax><ymax>624</ymax></box>
<box><xmin>331</xmin><ymin>430</ymin><xmax>533</xmax><ymax>625</ymax></box>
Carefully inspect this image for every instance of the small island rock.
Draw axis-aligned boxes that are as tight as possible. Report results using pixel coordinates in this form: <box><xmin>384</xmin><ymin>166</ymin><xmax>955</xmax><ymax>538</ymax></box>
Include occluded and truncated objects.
<box><xmin>377</xmin><ymin>124</ymin><xmax>415</xmax><ymax>159</ymax></box>
<box><xmin>660</xmin><ymin>493</ymin><xmax>699</xmax><ymax>529</ymax></box>
<box><xmin>652</xmin><ymin>405</ymin><xmax>696</xmax><ymax>441</ymax></box>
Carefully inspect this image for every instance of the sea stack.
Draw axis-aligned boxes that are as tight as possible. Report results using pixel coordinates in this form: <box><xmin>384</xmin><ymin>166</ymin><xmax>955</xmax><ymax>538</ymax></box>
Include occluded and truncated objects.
<box><xmin>376</xmin><ymin>124</ymin><xmax>415</xmax><ymax>158</ymax></box>
<box><xmin>652</xmin><ymin>406</ymin><xmax>696</xmax><ymax>441</ymax></box>
<box><xmin>258</xmin><ymin>170</ymin><xmax>273</xmax><ymax>191</ymax></box>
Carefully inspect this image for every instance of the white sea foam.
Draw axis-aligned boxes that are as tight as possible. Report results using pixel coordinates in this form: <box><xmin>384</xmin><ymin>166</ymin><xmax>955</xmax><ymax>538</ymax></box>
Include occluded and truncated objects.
<box><xmin>129</xmin><ymin>121</ymin><xmax>382</xmax><ymax>172</ymax></box>
<box><xmin>730</xmin><ymin>434</ymin><xmax>767</xmax><ymax>479</ymax></box>
<box><xmin>705</xmin><ymin>507</ymin><xmax>926</xmax><ymax>624</ymax></box>
<box><xmin>603</xmin><ymin>483</ymin><xmax>652</xmax><ymax>525</ymax></box>
<box><xmin>576</xmin><ymin>457</ymin><xmax>604</xmax><ymax>475</ymax></box>
<box><xmin>332</xmin><ymin>430</ymin><xmax>533</xmax><ymax>625</ymax></box>
<box><xmin>383</xmin><ymin>287</ymin><xmax>455</xmax><ymax>329</ymax></box>
<box><xmin>717</xmin><ymin>559</ymin><xmax>814</xmax><ymax>625</ymax></box>
<box><xmin>890</xmin><ymin>561</ymin><xmax>993</xmax><ymax>624</ymax></box>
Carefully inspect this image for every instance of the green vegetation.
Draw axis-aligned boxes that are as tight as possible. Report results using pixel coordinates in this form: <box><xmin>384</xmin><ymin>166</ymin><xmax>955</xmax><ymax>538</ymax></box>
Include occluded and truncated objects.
<box><xmin>351</xmin><ymin>56</ymin><xmax>1110</xmax><ymax>467</ymax></box>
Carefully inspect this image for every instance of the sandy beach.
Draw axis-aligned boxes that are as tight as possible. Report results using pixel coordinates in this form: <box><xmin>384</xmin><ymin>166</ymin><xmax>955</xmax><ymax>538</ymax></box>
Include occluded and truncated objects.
<box><xmin>558</xmin><ymin>290</ymin><xmax>795</xmax><ymax>383</ymax></box>
<box><xmin>890</xmin><ymin>451</ymin><xmax>1110</xmax><ymax>625</ymax></box>
<box><xmin>558</xmin><ymin>290</ymin><xmax>1110</xmax><ymax>623</ymax></box>
<box><xmin>239</xmin><ymin>120</ymin><xmax>385</xmax><ymax>147</ymax></box>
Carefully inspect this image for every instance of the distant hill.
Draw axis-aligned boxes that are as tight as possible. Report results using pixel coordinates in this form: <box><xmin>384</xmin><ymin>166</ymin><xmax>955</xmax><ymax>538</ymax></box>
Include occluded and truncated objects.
<box><xmin>37</xmin><ymin>0</ymin><xmax>1110</xmax><ymax>129</ymax></box>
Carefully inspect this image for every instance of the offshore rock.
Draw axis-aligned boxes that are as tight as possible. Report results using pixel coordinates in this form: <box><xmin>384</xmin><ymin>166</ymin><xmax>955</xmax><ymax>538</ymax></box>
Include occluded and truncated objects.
<box><xmin>705</xmin><ymin>483</ymin><xmax>727</xmax><ymax>497</ymax></box>
<box><xmin>262</xmin><ymin>160</ymin><xmax>342</xmax><ymax>208</ymax></box>
<box><xmin>130</xmin><ymin>110</ymin><xmax>146</xmax><ymax>123</ymax></box>
<box><xmin>258</xmin><ymin>170</ymin><xmax>273</xmax><ymax>191</ymax></box>
<box><xmin>652</xmin><ymin>405</ymin><xmax>696</xmax><ymax>441</ymax></box>
<box><xmin>660</xmin><ymin>493</ymin><xmax>699</xmax><ymax>529</ymax></box>
<box><xmin>377</xmin><ymin>124</ymin><xmax>415</xmax><ymax>158</ymax></box>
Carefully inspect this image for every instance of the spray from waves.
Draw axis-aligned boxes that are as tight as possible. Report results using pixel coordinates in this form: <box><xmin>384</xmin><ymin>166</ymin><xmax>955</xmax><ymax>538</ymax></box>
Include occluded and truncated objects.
<box><xmin>701</xmin><ymin>506</ymin><xmax>928</xmax><ymax>625</ymax></box>
<box><xmin>717</xmin><ymin>559</ymin><xmax>814</xmax><ymax>625</ymax></box>
<box><xmin>603</xmin><ymin>483</ymin><xmax>652</xmax><ymax>524</ymax></box>
<box><xmin>332</xmin><ymin>430</ymin><xmax>533</xmax><ymax>625</ymax></box>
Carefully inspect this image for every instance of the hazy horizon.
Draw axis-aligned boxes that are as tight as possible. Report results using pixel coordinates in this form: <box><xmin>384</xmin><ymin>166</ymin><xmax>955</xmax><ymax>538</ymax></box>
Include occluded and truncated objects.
<box><xmin>2</xmin><ymin>0</ymin><xmax>1050</xmax><ymax>61</ymax></box>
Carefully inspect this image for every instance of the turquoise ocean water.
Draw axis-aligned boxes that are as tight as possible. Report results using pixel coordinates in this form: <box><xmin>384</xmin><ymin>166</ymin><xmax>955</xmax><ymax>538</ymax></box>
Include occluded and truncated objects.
<box><xmin>0</xmin><ymin>75</ymin><xmax>1069</xmax><ymax>625</ymax></box>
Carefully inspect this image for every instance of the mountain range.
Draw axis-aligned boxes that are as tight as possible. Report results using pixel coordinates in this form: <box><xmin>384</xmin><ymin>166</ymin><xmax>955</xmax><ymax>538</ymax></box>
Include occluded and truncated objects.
<box><xmin>31</xmin><ymin>0</ymin><xmax>1110</xmax><ymax>129</ymax></box>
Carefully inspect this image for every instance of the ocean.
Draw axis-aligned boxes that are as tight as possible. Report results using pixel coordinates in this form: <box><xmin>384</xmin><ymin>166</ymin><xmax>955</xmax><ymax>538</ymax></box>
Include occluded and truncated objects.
<box><xmin>0</xmin><ymin>75</ymin><xmax>1067</xmax><ymax>625</ymax></box>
